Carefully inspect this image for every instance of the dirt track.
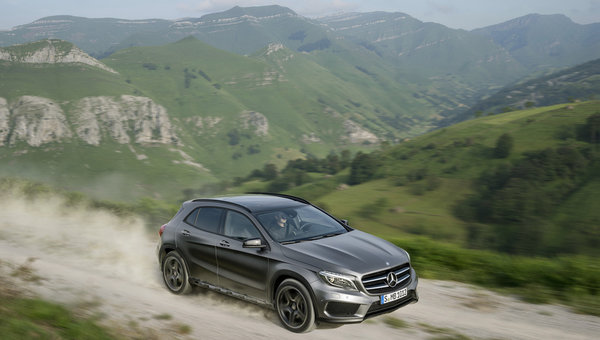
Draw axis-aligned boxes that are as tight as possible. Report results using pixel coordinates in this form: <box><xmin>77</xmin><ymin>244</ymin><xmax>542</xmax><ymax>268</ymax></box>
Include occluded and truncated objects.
<box><xmin>0</xmin><ymin>195</ymin><xmax>598</xmax><ymax>339</ymax></box>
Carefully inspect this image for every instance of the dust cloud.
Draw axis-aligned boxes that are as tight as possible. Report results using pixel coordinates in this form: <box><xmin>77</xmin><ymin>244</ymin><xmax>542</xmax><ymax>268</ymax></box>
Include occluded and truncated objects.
<box><xmin>0</xmin><ymin>193</ymin><xmax>158</xmax><ymax>286</ymax></box>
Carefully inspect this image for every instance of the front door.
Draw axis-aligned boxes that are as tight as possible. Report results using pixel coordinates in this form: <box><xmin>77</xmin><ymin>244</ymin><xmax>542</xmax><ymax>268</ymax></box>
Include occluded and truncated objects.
<box><xmin>216</xmin><ymin>210</ymin><xmax>269</xmax><ymax>301</ymax></box>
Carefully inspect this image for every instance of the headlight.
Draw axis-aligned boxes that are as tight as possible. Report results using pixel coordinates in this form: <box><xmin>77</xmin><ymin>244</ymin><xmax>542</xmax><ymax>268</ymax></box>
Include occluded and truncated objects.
<box><xmin>319</xmin><ymin>271</ymin><xmax>358</xmax><ymax>291</ymax></box>
<box><xmin>404</xmin><ymin>250</ymin><xmax>411</xmax><ymax>263</ymax></box>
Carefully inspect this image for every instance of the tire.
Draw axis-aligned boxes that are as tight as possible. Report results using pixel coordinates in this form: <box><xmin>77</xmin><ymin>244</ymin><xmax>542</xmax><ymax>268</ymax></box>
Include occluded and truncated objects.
<box><xmin>162</xmin><ymin>251</ymin><xmax>192</xmax><ymax>294</ymax></box>
<box><xmin>275</xmin><ymin>278</ymin><xmax>316</xmax><ymax>333</ymax></box>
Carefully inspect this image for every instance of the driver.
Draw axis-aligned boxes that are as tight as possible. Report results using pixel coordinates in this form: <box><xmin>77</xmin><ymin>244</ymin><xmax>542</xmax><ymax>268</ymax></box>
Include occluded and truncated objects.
<box><xmin>268</xmin><ymin>212</ymin><xmax>289</xmax><ymax>241</ymax></box>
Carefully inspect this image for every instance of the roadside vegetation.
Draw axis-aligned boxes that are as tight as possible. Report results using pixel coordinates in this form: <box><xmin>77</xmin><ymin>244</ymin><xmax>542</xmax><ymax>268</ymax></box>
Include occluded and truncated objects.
<box><xmin>0</xmin><ymin>281</ymin><xmax>118</xmax><ymax>339</ymax></box>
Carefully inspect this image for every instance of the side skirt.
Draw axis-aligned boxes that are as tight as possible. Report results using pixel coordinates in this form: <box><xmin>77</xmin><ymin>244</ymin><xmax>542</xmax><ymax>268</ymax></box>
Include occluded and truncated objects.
<box><xmin>191</xmin><ymin>278</ymin><xmax>273</xmax><ymax>308</ymax></box>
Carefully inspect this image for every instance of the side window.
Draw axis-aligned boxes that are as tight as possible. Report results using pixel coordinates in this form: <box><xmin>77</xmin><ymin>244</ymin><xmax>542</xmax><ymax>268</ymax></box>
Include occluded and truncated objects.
<box><xmin>184</xmin><ymin>208</ymin><xmax>199</xmax><ymax>226</ymax></box>
<box><xmin>191</xmin><ymin>207</ymin><xmax>223</xmax><ymax>234</ymax></box>
<box><xmin>224</xmin><ymin>210</ymin><xmax>261</xmax><ymax>240</ymax></box>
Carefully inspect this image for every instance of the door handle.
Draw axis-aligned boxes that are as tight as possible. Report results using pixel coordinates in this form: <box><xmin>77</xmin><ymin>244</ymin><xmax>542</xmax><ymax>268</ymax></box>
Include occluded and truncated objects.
<box><xmin>181</xmin><ymin>230</ymin><xmax>191</xmax><ymax>237</ymax></box>
<box><xmin>219</xmin><ymin>240</ymin><xmax>230</xmax><ymax>247</ymax></box>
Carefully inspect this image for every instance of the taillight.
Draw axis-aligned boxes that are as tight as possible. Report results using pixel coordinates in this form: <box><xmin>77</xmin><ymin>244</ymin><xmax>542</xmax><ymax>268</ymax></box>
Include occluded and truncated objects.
<box><xmin>159</xmin><ymin>224</ymin><xmax>167</xmax><ymax>237</ymax></box>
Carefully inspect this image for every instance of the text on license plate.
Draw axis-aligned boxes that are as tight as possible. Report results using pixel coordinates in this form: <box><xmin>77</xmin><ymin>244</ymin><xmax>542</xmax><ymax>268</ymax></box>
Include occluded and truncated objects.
<box><xmin>380</xmin><ymin>288</ymin><xmax>407</xmax><ymax>304</ymax></box>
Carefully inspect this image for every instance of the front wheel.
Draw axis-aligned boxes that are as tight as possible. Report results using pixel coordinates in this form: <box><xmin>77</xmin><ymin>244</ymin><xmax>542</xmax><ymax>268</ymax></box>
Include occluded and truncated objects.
<box><xmin>275</xmin><ymin>279</ymin><xmax>316</xmax><ymax>333</ymax></box>
<box><xmin>162</xmin><ymin>251</ymin><xmax>192</xmax><ymax>294</ymax></box>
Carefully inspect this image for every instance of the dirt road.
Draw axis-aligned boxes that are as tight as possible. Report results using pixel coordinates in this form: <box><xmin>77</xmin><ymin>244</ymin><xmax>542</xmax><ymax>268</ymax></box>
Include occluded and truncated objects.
<box><xmin>0</xmin><ymin>195</ymin><xmax>598</xmax><ymax>339</ymax></box>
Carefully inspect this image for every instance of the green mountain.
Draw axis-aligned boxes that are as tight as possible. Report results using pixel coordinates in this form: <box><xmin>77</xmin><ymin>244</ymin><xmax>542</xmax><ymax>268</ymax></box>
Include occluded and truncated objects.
<box><xmin>1</xmin><ymin>6</ymin><xmax>599</xmax><ymax>202</ymax></box>
<box><xmin>472</xmin><ymin>14</ymin><xmax>600</xmax><ymax>71</ymax></box>
<box><xmin>114</xmin><ymin>5</ymin><xmax>325</xmax><ymax>56</ymax></box>
<box><xmin>2</xmin><ymin>7</ymin><xmax>598</xmax><ymax>128</ymax></box>
<box><xmin>0</xmin><ymin>38</ymin><xmax>439</xmax><ymax>200</ymax></box>
<box><xmin>318</xmin><ymin>12</ymin><xmax>525</xmax><ymax>83</ymax></box>
<box><xmin>463</xmin><ymin>58</ymin><xmax>600</xmax><ymax>118</ymax></box>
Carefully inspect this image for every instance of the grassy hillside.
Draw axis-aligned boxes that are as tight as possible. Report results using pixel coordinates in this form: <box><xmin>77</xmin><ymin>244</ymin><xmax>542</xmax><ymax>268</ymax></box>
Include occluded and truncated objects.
<box><xmin>0</xmin><ymin>142</ymin><xmax>219</xmax><ymax>201</ymax></box>
<box><xmin>101</xmin><ymin>37</ymin><xmax>442</xmax><ymax>175</ymax></box>
<box><xmin>0</xmin><ymin>63</ymin><xmax>136</xmax><ymax>101</ymax></box>
<box><xmin>237</xmin><ymin>101</ymin><xmax>600</xmax><ymax>257</ymax></box>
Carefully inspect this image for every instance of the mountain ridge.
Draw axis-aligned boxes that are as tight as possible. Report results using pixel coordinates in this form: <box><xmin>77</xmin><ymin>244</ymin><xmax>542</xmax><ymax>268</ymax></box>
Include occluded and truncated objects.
<box><xmin>1</xmin><ymin>7</ymin><xmax>597</xmax><ymax>128</ymax></box>
<box><xmin>0</xmin><ymin>39</ymin><xmax>117</xmax><ymax>73</ymax></box>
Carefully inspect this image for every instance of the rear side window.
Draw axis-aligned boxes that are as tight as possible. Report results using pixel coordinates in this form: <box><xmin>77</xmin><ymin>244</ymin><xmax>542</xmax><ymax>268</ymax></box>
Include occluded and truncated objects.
<box><xmin>185</xmin><ymin>207</ymin><xmax>223</xmax><ymax>234</ymax></box>
<box><xmin>184</xmin><ymin>208</ymin><xmax>199</xmax><ymax>225</ymax></box>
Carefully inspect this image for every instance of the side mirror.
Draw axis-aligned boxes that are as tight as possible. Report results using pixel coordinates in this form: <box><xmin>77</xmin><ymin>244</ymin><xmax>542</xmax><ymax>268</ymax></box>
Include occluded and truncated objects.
<box><xmin>341</xmin><ymin>219</ymin><xmax>349</xmax><ymax>225</ymax></box>
<box><xmin>243</xmin><ymin>238</ymin><xmax>267</xmax><ymax>249</ymax></box>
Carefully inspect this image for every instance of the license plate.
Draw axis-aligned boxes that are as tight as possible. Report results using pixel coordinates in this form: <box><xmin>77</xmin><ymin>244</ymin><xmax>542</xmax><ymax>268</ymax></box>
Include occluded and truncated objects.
<box><xmin>380</xmin><ymin>288</ymin><xmax>407</xmax><ymax>304</ymax></box>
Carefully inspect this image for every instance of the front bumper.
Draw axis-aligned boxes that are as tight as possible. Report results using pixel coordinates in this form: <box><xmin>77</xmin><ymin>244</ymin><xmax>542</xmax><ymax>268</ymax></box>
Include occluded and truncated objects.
<box><xmin>310</xmin><ymin>268</ymin><xmax>419</xmax><ymax>323</ymax></box>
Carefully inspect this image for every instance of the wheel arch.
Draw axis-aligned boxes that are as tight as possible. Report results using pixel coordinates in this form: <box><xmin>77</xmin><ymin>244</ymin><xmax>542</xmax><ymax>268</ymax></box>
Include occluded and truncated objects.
<box><xmin>158</xmin><ymin>243</ymin><xmax>177</xmax><ymax>265</ymax></box>
<box><xmin>270</xmin><ymin>269</ymin><xmax>318</xmax><ymax>309</ymax></box>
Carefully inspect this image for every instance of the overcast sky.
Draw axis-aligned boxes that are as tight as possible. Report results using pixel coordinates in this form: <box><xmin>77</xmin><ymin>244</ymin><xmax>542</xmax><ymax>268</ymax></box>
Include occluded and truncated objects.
<box><xmin>1</xmin><ymin>0</ymin><xmax>599</xmax><ymax>31</ymax></box>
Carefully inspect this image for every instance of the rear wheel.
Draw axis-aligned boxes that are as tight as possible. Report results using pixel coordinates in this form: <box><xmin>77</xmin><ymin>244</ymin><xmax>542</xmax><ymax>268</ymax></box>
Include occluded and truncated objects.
<box><xmin>275</xmin><ymin>279</ymin><xmax>316</xmax><ymax>333</ymax></box>
<box><xmin>162</xmin><ymin>251</ymin><xmax>192</xmax><ymax>294</ymax></box>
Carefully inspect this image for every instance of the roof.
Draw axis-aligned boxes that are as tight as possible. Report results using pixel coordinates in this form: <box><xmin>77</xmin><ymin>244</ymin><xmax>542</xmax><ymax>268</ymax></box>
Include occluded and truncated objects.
<box><xmin>192</xmin><ymin>194</ymin><xmax>307</xmax><ymax>213</ymax></box>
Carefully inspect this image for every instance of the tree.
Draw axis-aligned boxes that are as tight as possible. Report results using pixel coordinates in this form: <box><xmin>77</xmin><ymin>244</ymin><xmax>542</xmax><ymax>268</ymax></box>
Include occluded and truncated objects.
<box><xmin>262</xmin><ymin>163</ymin><xmax>278</xmax><ymax>181</ymax></box>
<box><xmin>349</xmin><ymin>152</ymin><xmax>378</xmax><ymax>185</ymax></box>
<box><xmin>494</xmin><ymin>133</ymin><xmax>514</xmax><ymax>158</ymax></box>
<box><xmin>578</xmin><ymin>112</ymin><xmax>600</xmax><ymax>144</ymax></box>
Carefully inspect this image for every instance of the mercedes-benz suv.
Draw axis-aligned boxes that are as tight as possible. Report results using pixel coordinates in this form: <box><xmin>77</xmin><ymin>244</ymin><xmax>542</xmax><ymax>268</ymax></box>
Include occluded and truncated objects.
<box><xmin>157</xmin><ymin>193</ymin><xmax>418</xmax><ymax>332</ymax></box>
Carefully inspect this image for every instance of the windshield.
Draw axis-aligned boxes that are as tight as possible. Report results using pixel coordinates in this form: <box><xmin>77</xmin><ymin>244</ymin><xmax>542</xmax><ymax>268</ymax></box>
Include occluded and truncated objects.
<box><xmin>255</xmin><ymin>205</ymin><xmax>347</xmax><ymax>243</ymax></box>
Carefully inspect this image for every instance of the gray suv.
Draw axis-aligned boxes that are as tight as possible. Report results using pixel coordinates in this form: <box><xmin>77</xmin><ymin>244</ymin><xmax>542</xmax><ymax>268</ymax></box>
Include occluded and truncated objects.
<box><xmin>157</xmin><ymin>194</ymin><xmax>418</xmax><ymax>332</ymax></box>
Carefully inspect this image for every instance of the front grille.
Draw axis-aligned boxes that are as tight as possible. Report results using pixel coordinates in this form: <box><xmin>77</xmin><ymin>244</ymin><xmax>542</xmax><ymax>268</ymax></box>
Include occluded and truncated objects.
<box><xmin>361</xmin><ymin>264</ymin><xmax>411</xmax><ymax>295</ymax></box>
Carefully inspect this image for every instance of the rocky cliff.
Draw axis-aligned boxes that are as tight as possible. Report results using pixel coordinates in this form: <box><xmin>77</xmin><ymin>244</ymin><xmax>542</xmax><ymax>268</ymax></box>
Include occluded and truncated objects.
<box><xmin>7</xmin><ymin>96</ymin><xmax>73</xmax><ymax>147</ymax></box>
<box><xmin>74</xmin><ymin>95</ymin><xmax>177</xmax><ymax>145</ymax></box>
<box><xmin>0</xmin><ymin>95</ymin><xmax>178</xmax><ymax>147</ymax></box>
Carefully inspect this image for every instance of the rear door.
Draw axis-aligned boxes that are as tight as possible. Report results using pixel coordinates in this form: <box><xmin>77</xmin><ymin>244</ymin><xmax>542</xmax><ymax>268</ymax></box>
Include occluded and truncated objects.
<box><xmin>177</xmin><ymin>206</ymin><xmax>224</xmax><ymax>285</ymax></box>
<box><xmin>216</xmin><ymin>209</ymin><xmax>270</xmax><ymax>301</ymax></box>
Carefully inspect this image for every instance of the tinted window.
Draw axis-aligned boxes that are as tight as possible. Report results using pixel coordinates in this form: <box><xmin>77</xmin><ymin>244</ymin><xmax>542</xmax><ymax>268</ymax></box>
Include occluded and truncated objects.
<box><xmin>223</xmin><ymin>211</ymin><xmax>261</xmax><ymax>240</ymax></box>
<box><xmin>192</xmin><ymin>207</ymin><xmax>223</xmax><ymax>233</ymax></box>
<box><xmin>184</xmin><ymin>208</ymin><xmax>199</xmax><ymax>226</ymax></box>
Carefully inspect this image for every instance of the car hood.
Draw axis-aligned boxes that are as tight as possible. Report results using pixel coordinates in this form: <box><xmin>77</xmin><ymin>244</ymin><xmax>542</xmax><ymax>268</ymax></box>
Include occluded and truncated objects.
<box><xmin>280</xmin><ymin>230</ymin><xmax>409</xmax><ymax>275</ymax></box>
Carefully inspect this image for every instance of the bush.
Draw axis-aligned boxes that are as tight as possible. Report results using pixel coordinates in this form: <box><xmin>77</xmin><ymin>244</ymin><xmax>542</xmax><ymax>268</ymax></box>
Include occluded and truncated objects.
<box><xmin>142</xmin><ymin>63</ymin><xmax>157</xmax><ymax>70</ymax></box>
<box><xmin>227</xmin><ymin>129</ymin><xmax>240</xmax><ymax>146</ymax></box>
<box><xmin>391</xmin><ymin>236</ymin><xmax>600</xmax><ymax>315</ymax></box>
<box><xmin>358</xmin><ymin>198</ymin><xmax>389</xmax><ymax>218</ymax></box>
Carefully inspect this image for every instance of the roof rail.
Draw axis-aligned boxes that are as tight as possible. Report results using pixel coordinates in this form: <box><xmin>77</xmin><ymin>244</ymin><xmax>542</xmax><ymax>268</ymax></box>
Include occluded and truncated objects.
<box><xmin>245</xmin><ymin>192</ymin><xmax>311</xmax><ymax>205</ymax></box>
<box><xmin>190</xmin><ymin>198</ymin><xmax>252</xmax><ymax>213</ymax></box>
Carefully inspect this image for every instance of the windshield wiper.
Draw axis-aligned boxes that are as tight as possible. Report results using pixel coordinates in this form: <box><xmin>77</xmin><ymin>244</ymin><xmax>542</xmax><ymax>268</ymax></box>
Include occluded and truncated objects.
<box><xmin>308</xmin><ymin>232</ymin><xmax>343</xmax><ymax>241</ymax></box>
<box><xmin>281</xmin><ymin>239</ymin><xmax>306</xmax><ymax>245</ymax></box>
<box><xmin>281</xmin><ymin>232</ymin><xmax>343</xmax><ymax>244</ymax></box>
